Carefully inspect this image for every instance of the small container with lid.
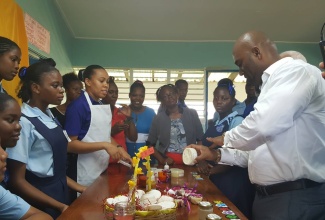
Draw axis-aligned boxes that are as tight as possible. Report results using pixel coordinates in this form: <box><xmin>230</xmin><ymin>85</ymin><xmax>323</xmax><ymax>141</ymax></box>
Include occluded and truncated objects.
<box><xmin>163</xmin><ymin>162</ymin><xmax>171</xmax><ymax>183</ymax></box>
<box><xmin>198</xmin><ymin>201</ymin><xmax>213</xmax><ymax>220</ymax></box>
<box><xmin>206</xmin><ymin>213</ymin><xmax>222</xmax><ymax>220</ymax></box>
<box><xmin>113</xmin><ymin>201</ymin><xmax>135</xmax><ymax>219</ymax></box>
<box><xmin>182</xmin><ymin>148</ymin><xmax>198</xmax><ymax>165</ymax></box>
<box><xmin>170</xmin><ymin>168</ymin><xmax>184</xmax><ymax>178</ymax></box>
<box><xmin>170</xmin><ymin>168</ymin><xmax>185</xmax><ymax>186</ymax></box>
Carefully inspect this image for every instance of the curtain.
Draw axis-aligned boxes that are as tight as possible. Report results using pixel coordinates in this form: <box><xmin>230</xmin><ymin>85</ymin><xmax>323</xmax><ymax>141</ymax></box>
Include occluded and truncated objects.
<box><xmin>0</xmin><ymin>0</ymin><xmax>29</xmax><ymax>102</ymax></box>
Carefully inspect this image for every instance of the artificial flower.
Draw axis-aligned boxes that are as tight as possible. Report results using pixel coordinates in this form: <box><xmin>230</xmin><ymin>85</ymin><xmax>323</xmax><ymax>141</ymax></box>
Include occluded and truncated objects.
<box><xmin>128</xmin><ymin>180</ymin><xmax>136</xmax><ymax>188</ymax></box>
<box><xmin>136</xmin><ymin>167</ymin><xmax>143</xmax><ymax>175</ymax></box>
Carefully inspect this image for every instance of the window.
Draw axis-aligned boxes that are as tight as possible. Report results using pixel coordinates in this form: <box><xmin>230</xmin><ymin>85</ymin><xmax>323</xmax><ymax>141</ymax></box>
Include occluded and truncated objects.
<box><xmin>74</xmin><ymin>68</ymin><xmax>244</xmax><ymax>130</ymax></box>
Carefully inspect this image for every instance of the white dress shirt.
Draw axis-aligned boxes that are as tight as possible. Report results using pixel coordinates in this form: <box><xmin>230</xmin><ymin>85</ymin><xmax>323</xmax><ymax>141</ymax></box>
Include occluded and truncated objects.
<box><xmin>221</xmin><ymin>57</ymin><xmax>325</xmax><ymax>185</ymax></box>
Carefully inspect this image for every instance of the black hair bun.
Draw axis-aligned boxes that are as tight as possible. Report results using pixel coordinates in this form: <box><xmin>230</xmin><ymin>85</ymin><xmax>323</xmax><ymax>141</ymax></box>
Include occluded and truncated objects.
<box><xmin>78</xmin><ymin>69</ymin><xmax>85</xmax><ymax>81</ymax></box>
<box><xmin>218</xmin><ymin>78</ymin><xmax>233</xmax><ymax>86</ymax></box>
<box><xmin>40</xmin><ymin>58</ymin><xmax>56</xmax><ymax>67</ymax></box>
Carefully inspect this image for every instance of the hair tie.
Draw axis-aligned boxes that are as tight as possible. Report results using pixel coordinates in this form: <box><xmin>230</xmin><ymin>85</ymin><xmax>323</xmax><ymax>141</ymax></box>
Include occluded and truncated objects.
<box><xmin>19</xmin><ymin>67</ymin><xmax>27</xmax><ymax>78</ymax></box>
<box><xmin>218</xmin><ymin>83</ymin><xmax>235</xmax><ymax>96</ymax></box>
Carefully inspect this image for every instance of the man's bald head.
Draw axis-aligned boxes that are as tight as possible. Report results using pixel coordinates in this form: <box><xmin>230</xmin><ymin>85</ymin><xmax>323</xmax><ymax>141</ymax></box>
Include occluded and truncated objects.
<box><xmin>280</xmin><ymin>50</ymin><xmax>307</xmax><ymax>62</ymax></box>
<box><xmin>232</xmin><ymin>31</ymin><xmax>280</xmax><ymax>87</ymax></box>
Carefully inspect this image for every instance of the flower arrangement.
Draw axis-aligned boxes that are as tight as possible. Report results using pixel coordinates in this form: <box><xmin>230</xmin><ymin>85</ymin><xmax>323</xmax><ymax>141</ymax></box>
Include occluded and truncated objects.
<box><xmin>104</xmin><ymin>146</ymin><xmax>205</xmax><ymax>219</ymax></box>
<box><xmin>104</xmin><ymin>146</ymin><xmax>177</xmax><ymax>219</ymax></box>
<box><xmin>128</xmin><ymin>146</ymin><xmax>154</xmax><ymax>202</ymax></box>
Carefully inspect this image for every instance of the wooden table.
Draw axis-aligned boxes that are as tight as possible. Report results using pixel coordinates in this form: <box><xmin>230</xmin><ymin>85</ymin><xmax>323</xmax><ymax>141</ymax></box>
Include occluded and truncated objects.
<box><xmin>58</xmin><ymin>164</ymin><xmax>247</xmax><ymax>220</ymax></box>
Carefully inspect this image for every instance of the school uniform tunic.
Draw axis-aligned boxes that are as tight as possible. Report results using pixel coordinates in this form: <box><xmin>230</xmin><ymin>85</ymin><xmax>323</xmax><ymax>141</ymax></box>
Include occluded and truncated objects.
<box><xmin>7</xmin><ymin>103</ymin><xmax>68</xmax><ymax>219</ymax></box>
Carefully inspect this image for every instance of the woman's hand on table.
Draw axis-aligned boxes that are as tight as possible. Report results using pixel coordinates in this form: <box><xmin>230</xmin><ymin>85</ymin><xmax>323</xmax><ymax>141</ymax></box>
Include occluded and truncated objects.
<box><xmin>59</xmin><ymin>204</ymin><xmax>69</xmax><ymax>213</ymax></box>
<box><xmin>78</xmin><ymin>185</ymin><xmax>87</xmax><ymax>193</ymax></box>
<box><xmin>103</xmin><ymin>143</ymin><xmax>119</xmax><ymax>159</ymax></box>
<box><xmin>117</xmin><ymin>147</ymin><xmax>132</xmax><ymax>164</ymax></box>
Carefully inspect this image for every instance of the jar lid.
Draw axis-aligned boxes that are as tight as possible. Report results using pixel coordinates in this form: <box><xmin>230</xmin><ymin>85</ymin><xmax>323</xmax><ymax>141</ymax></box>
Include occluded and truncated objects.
<box><xmin>198</xmin><ymin>201</ymin><xmax>213</xmax><ymax>209</ymax></box>
<box><xmin>170</xmin><ymin>168</ymin><xmax>184</xmax><ymax>177</ymax></box>
<box><xmin>206</xmin><ymin>213</ymin><xmax>222</xmax><ymax>220</ymax></box>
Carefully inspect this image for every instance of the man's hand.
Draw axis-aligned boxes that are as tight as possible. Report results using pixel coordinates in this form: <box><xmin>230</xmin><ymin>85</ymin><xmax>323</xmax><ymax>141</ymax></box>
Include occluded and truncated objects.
<box><xmin>197</xmin><ymin>160</ymin><xmax>212</xmax><ymax>176</ymax></box>
<box><xmin>187</xmin><ymin>144</ymin><xmax>218</xmax><ymax>163</ymax></box>
<box><xmin>206</xmin><ymin>135</ymin><xmax>224</xmax><ymax>147</ymax></box>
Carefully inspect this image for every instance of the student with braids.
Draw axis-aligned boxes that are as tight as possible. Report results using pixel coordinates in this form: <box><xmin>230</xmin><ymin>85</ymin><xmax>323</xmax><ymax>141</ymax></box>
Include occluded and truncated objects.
<box><xmin>147</xmin><ymin>84</ymin><xmax>203</xmax><ymax>165</ymax></box>
<box><xmin>0</xmin><ymin>36</ymin><xmax>21</xmax><ymax>93</ymax></box>
<box><xmin>0</xmin><ymin>93</ymin><xmax>51</xmax><ymax>220</ymax></box>
<box><xmin>65</xmin><ymin>65</ymin><xmax>131</xmax><ymax>187</ymax></box>
<box><xmin>102</xmin><ymin>76</ymin><xmax>137</xmax><ymax>163</ymax></box>
<box><xmin>49</xmin><ymin>72</ymin><xmax>83</xmax><ymax>204</ymax></box>
<box><xmin>197</xmin><ymin>78</ymin><xmax>254</xmax><ymax>219</ymax></box>
<box><xmin>126</xmin><ymin>80</ymin><xmax>156</xmax><ymax>157</ymax></box>
<box><xmin>6</xmin><ymin>59</ymin><xmax>85</xmax><ymax>219</ymax></box>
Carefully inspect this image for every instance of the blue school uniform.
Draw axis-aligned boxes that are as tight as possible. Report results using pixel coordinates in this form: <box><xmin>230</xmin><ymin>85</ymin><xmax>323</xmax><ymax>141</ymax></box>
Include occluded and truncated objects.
<box><xmin>0</xmin><ymin>82</ymin><xmax>7</xmax><ymax>94</ymax></box>
<box><xmin>0</xmin><ymin>186</ymin><xmax>30</xmax><ymax>220</ymax></box>
<box><xmin>202</xmin><ymin>111</ymin><xmax>255</xmax><ymax>219</ymax></box>
<box><xmin>242</xmin><ymin>97</ymin><xmax>258</xmax><ymax>118</ymax></box>
<box><xmin>7</xmin><ymin>104</ymin><xmax>68</xmax><ymax>219</ymax></box>
<box><xmin>213</xmin><ymin>100</ymin><xmax>246</xmax><ymax>122</ymax></box>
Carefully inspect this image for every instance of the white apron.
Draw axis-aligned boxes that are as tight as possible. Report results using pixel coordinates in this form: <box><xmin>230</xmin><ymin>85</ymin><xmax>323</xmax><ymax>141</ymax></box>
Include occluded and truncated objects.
<box><xmin>77</xmin><ymin>92</ymin><xmax>112</xmax><ymax>186</ymax></box>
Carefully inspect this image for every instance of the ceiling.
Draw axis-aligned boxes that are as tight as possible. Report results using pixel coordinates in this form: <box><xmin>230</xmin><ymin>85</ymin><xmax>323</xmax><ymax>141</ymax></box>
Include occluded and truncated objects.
<box><xmin>55</xmin><ymin>0</ymin><xmax>325</xmax><ymax>43</ymax></box>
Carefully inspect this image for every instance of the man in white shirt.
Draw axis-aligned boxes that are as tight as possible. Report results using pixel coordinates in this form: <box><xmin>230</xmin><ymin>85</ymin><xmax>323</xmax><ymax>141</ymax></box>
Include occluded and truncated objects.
<box><xmin>189</xmin><ymin>31</ymin><xmax>325</xmax><ymax>219</ymax></box>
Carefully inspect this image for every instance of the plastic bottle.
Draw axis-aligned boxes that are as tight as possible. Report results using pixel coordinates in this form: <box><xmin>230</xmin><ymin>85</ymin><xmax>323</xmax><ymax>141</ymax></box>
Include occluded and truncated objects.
<box><xmin>163</xmin><ymin>162</ymin><xmax>171</xmax><ymax>183</ymax></box>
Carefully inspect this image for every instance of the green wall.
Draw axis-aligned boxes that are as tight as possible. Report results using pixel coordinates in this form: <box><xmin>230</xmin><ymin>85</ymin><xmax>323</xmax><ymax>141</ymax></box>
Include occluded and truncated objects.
<box><xmin>16</xmin><ymin>0</ymin><xmax>74</xmax><ymax>73</ymax></box>
<box><xmin>72</xmin><ymin>39</ymin><xmax>321</xmax><ymax>70</ymax></box>
<box><xmin>16</xmin><ymin>0</ymin><xmax>321</xmax><ymax>71</ymax></box>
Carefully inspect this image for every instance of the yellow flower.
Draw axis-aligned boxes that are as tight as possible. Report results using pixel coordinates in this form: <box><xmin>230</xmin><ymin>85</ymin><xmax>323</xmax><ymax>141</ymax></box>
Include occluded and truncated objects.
<box><xmin>140</xmin><ymin>146</ymin><xmax>148</xmax><ymax>151</ymax></box>
<box><xmin>143</xmin><ymin>160</ymin><xmax>151</xmax><ymax>170</ymax></box>
<box><xmin>136</xmin><ymin>167</ymin><xmax>143</xmax><ymax>174</ymax></box>
<box><xmin>132</xmin><ymin>157</ymin><xmax>139</xmax><ymax>167</ymax></box>
<box><xmin>128</xmin><ymin>180</ymin><xmax>136</xmax><ymax>188</ymax></box>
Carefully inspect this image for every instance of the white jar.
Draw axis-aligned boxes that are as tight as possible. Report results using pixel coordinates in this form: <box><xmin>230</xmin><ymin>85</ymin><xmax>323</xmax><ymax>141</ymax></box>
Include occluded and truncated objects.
<box><xmin>182</xmin><ymin>148</ymin><xmax>198</xmax><ymax>165</ymax></box>
<box><xmin>198</xmin><ymin>201</ymin><xmax>213</xmax><ymax>220</ymax></box>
